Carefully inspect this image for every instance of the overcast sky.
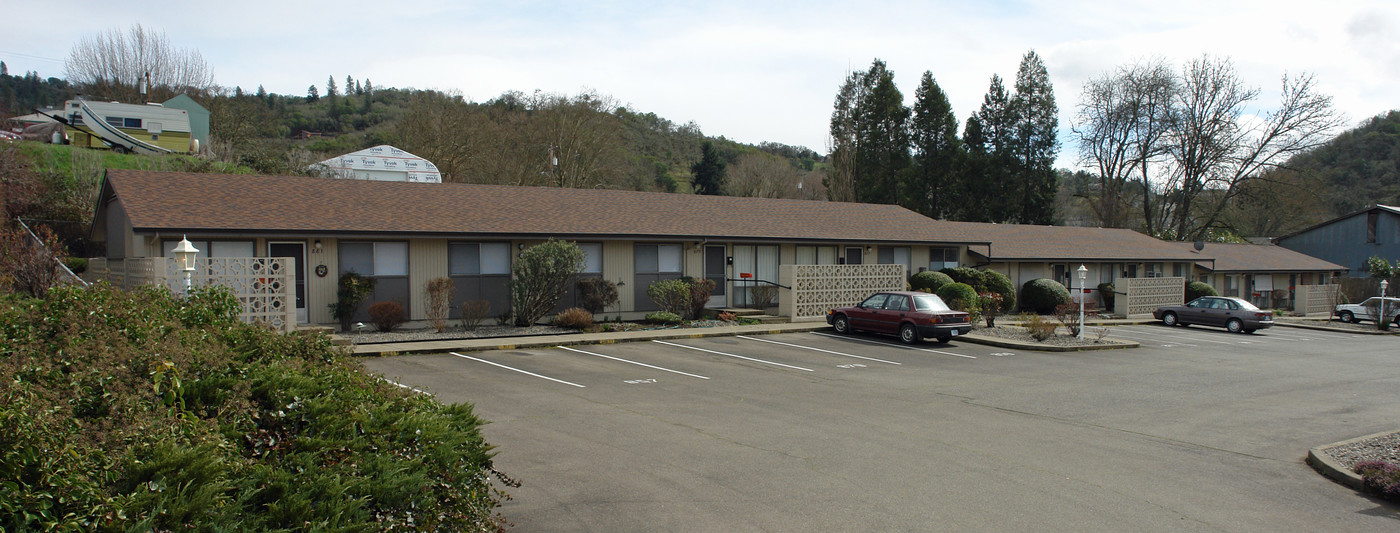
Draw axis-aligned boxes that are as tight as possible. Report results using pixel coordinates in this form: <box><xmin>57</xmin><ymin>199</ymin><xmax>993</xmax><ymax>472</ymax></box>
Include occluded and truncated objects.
<box><xmin>4</xmin><ymin>1</ymin><xmax>1397</xmax><ymax>168</ymax></box>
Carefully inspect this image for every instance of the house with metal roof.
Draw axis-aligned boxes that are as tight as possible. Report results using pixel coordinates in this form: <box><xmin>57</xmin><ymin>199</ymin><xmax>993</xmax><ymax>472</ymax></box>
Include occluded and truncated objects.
<box><xmin>88</xmin><ymin>169</ymin><xmax>991</xmax><ymax>326</ymax></box>
<box><xmin>1168</xmin><ymin>242</ymin><xmax>1345</xmax><ymax>309</ymax></box>
<box><xmin>1274</xmin><ymin>205</ymin><xmax>1400</xmax><ymax>277</ymax></box>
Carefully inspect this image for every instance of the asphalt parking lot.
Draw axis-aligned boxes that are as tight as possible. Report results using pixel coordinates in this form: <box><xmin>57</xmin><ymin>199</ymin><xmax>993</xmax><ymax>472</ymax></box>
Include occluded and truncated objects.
<box><xmin>364</xmin><ymin>324</ymin><xmax>1400</xmax><ymax>532</ymax></box>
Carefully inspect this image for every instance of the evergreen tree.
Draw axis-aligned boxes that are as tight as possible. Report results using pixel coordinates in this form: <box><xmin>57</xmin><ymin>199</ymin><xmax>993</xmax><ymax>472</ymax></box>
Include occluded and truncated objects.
<box><xmin>307</xmin><ymin>84</ymin><xmax>319</xmax><ymax>103</ymax></box>
<box><xmin>326</xmin><ymin>75</ymin><xmax>338</xmax><ymax>97</ymax></box>
<box><xmin>824</xmin><ymin>72</ymin><xmax>862</xmax><ymax>202</ymax></box>
<box><xmin>691</xmin><ymin>140</ymin><xmax>727</xmax><ymax>195</ymax></box>
<box><xmin>974</xmin><ymin>74</ymin><xmax>1019</xmax><ymax>222</ymax></box>
<box><xmin>346</xmin><ymin>75</ymin><xmax>354</xmax><ymax>95</ymax></box>
<box><xmin>255</xmin><ymin>84</ymin><xmax>267</xmax><ymax>100</ymax></box>
<box><xmin>364</xmin><ymin>79</ymin><xmax>373</xmax><ymax>95</ymax></box>
<box><xmin>908</xmin><ymin>71</ymin><xmax>961</xmax><ymax>219</ymax></box>
<box><xmin>1</xmin><ymin>61</ymin><xmax>7</xmax><ymax>76</ymax></box>
<box><xmin>1009</xmin><ymin>50</ymin><xmax>1059</xmax><ymax>225</ymax></box>
<box><xmin>852</xmin><ymin>60</ymin><xmax>911</xmax><ymax>206</ymax></box>
<box><xmin>234</xmin><ymin>86</ymin><xmax>243</xmax><ymax>98</ymax></box>
<box><xmin>957</xmin><ymin>115</ymin><xmax>993</xmax><ymax>222</ymax></box>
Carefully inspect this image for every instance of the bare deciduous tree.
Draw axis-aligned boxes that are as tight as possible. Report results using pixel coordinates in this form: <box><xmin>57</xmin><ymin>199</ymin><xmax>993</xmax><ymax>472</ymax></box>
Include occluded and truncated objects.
<box><xmin>65</xmin><ymin>24</ymin><xmax>216</xmax><ymax>102</ymax></box>
<box><xmin>1072</xmin><ymin>58</ymin><xmax>1175</xmax><ymax>230</ymax></box>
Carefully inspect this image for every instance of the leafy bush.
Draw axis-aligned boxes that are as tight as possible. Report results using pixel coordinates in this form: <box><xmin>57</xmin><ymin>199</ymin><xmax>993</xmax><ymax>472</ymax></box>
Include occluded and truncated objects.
<box><xmin>1022</xmin><ymin>278</ymin><xmax>1070</xmax><ymax>314</ymax></box>
<box><xmin>329</xmin><ymin>271</ymin><xmax>375</xmax><ymax>332</ymax></box>
<box><xmin>645</xmin><ymin>311</ymin><xmax>683</xmax><ymax>324</ymax></box>
<box><xmin>576</xmin><ymin>277</ymin><xmax>618</xmax><ymax>314</ymax></box>
<box><xmin>367</xmin><ymin>301</ymin><xmax>406</xmax><ymax>332</ymax></box>
<box><xmin>936</xmin><ymin>282</ymin><xmax>978</xmax><ymax>311</ymax></box>
<box><xmin>1185</xmin><ymin>280</ymin><xmax>1218</xmax><ymax>302</ymax></box>
<box><xmin>1024</xmin><ymin>313</ymin><xmax>1057</xmax><ymax>341</ymax></box>
<box><xmin>459</xmin><ymin>299</ymin><xmax>490</xmax><ymax>329</ymax></box>
<box><xmin>65</xmin><ymin>256</ymin><xmax>88</xmax><ymax>274</ymax></box>
<box><xmin>1098</xmin><ymin>282</ymin><xmax>1116</xmax><ymax>310</ymax></box>
<box><xmin>910</xmin><ymin>271</ymin><xmax>954</xmax><ymax>294</ymax></box>
<box><xmin>554</xmin><ymin>307</ymin><xmax>594</xmax><ymax>329</ymax></box>
<box><xmin>1366</xmin><ymin>255</ymin><xmax>1396</xmax><ymax>279</ymax></box>
<box><xmin>646</xmin><ymin>278</ymin><xmax>692</xmax><ymax>317</ymax></box>
<box><xmin>510</xmin><ymin>239</ymin><xmax>585</xmax><ymax>326</ymax></box>
<box><xmin>978</xmin><ymin>292</ymin><xmax>1004</xmax><ymax>327</ymax></box>
<box><xmin>717</xmin><ymin>311</ymin><xmax>737</xmax><ymax>322</ymax></box>
<box><xmin>424</xmin><ymin>277</ymin><xmax>455</xmax><ymax>333</ymax></box>
<box><xmin>981</xmin><ymin>270</ymin><xmax>1017</xmax><ymax>312</ymax></box>
<box><xmin>0</xmin><ymin>283</ymin><xmax>505</xmax><ymax>531</ymax></box>
<box><xmin>1355</xmin><ymin>460</ymin><xmax>1400</xmax><ymax>499</ymax></box>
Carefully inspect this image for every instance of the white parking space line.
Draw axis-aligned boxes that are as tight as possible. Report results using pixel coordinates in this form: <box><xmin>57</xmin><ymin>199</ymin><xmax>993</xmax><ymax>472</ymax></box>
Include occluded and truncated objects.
<box><xmin>652</xmin><ymin>340</ymin><xmax>815</xmax><ymax>372</ymax></box>
<box><xmin>448</xmin><ymin>351</ymin><xmax>587</xmax><ymax>388</ymax></box>
<box><xmin>736</xmin><ymin>335</ymin><xmax>902</xmax><ymax>365</ymax></box>
<box><xmin>383</xmin><ymin>378</ymin><xmax>432</xmax><ymax>395</ymax></box>
<box><xmin>558</xmin><ymin>346</ymin><xmax>711</xmax><ymax>379</ymax></box>
<box><xmin>1118</xmin><ymin>327</ymin><xmax>1251</xmax><ymax>345</ymax></box>
<box><xmin>810</xmin><ymin>332</ymin><xmax>976</xmax><ymax>359</ymax></box>
<box><xmin>1107</xmin><ymin>329</ymin><xmax>1200</xmax><ymax>347</ymax></box>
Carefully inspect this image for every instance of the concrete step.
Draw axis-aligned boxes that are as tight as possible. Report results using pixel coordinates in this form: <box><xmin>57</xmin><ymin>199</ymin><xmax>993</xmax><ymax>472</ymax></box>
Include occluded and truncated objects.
<box><xmin>714</xmin><ymin>307</ymin><xmax>773</xmax><ymax>317</ymax></box>
<box><xmin>750</xmin><ymin>314</ymin><xmax>789</xmax><ymax>324</ymax></box>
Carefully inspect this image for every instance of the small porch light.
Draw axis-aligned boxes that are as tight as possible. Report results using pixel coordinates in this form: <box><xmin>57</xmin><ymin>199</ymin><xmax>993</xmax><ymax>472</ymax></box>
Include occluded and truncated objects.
<box><xmin>313</xmin><ymin>239</ymin><xmax>323</xmax><ymax>252</ymax></box>
<box><xmin>172</xmin><ymin>235</ymin><xmax>200</xmax><ymax>295</ymax></box>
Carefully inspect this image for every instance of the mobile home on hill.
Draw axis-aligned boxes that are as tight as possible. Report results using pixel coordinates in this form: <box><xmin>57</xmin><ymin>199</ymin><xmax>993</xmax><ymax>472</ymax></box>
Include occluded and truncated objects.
<box><xmin>63</xmin><ymin>99</ymin><xmax>196</xmax><ymax>154</ymax></box>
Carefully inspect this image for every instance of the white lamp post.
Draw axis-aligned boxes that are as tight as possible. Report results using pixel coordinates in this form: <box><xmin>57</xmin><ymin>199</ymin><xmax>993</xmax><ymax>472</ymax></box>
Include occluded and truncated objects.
<box><xmin>1382</xmin><ymin>279</ymin><xmax>1391</xmax><ymax>327</ymax></box>
<box><xmin>172</xmin><ymin>235</ymin><xmax>200</xmax><ymax>296</ymax></box>
<box><xmin>1077</xmin><ymin>265</ymin><xmax>1088</xmax><ymax>340</ymax></box>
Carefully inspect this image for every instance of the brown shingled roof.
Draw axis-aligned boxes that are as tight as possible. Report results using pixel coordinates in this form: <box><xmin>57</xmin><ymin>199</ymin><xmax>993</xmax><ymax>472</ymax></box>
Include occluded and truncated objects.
<box><xmin>100</xmin><ymin>169</ymin><xmax>989</xmax><ymax>244</ymax></box>
<box><xmin>959</xmin><ymin>223</ymin><xmax>1206</xmax><ymax>261</ymax></box>
<box><xmin>1167</xmin><ymin>242</ymin><xmax>1345</xmax><ymax>272</ymax></box>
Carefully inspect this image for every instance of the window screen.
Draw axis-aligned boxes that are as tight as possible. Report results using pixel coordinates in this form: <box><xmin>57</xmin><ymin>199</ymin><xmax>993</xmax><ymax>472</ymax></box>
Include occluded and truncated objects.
<box><xmin>480</xmin><ymin>243</ymin><xmax>510</xmax><ymax>274</ymax></box>
<box><xmin>340</xmin><ymin>243</ymin><xmax>374</xmax><ymax>275</ymax></box>
<box><xmin>373</xmin><ymin>242</ymin><xmax>408</xmax><ymax>276</ymax></box>
<box><xmin>449</xmin><ymin>243</ymin><xmax>481</xmax><ymax>275</ymax></box>
<box><xmin>580</xmin><ymin>243</ymin><xmax>603</xmax><ymax>273</ymax></box>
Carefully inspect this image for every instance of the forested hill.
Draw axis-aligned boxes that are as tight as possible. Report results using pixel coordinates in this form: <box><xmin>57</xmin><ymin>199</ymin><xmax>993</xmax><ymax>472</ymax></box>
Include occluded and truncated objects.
<box><xmin>1292</xmin><ymin>110</ymin><xmax>1400</xmax><ymax>215</ymax></box>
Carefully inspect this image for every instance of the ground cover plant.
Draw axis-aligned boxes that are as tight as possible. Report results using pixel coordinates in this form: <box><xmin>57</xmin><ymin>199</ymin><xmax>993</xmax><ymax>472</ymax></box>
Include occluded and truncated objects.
<box><xmin>0</xmin><ymin>283</ymin><xmax>507</xmax><ymax>531</ymax></box>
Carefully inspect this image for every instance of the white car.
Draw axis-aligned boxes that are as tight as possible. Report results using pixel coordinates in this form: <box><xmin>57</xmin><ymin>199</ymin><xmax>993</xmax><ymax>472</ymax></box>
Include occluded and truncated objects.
<box><xmin>1335</xmin><ymin>296</ymin><xmax>1400</xmax><ymax>325</ymax></box>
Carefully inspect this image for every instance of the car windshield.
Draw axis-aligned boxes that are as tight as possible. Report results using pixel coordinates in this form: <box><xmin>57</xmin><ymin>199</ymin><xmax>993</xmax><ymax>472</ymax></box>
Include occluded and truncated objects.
<box><xmin>913</xmin><ymin>294</ymin><xmax>951</xmax><ymax>311</ymax></box>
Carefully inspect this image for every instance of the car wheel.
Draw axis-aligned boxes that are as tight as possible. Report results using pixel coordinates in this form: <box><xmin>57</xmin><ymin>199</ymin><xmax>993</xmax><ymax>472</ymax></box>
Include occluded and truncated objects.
<box><xmin>935</xmin><ymin>334</ymin><xmax>952</xmax><ymax>344</ymax></box>
<box><xmin>832</xmin><ymin>315</ymin><xmax>851</xmax><ymax>334</ymax></box>
<box><xmin>1162</xmin><ymin>312</ymin><xmax>1178</xmax><ymax>327</ymax></box>
<box><xmin>899</xmin><ymin>323</ymin><xmax>920</xmax><ymax>344</ymax></box>
<box><xmin>1339</xmin><ymin>311</ymin><xmax>1355</xmax><ymax>323</ymax></box>
<box><xmin>1227</xmin><ymin>318</ymin><xmax>1244</xmax><ymax>334</ymax></box>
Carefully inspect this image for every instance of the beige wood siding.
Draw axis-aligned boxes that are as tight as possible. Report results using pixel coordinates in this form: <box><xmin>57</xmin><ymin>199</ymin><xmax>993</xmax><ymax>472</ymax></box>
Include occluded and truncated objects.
<box><xmin>308</xmin><ymin>238</ymin><xmax>340</xmax><ymax>325</ymax></box>
<box><xmin>604</xmin><ymin>241</ymin><xmax>632</xmax><ymax>314</ymax></box>
<box><xmin>409</xmin><ymin>239</ymin><xmax>449</xmax><ymax>321</ymax></box>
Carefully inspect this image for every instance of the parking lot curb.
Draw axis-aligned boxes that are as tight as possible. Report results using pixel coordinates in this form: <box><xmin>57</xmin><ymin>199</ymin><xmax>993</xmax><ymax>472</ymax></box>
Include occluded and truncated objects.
<box><xmin>958</xmin><ymin>334</ymin><xmax>1140</xmax><ymax>352</ymax></box>
<box><xmin>1277</xmin><ymin>321</ymin><xmax>1397</xmax><ymax>335</ymax></box>
<box><xmin>353</xmin><ymin>323</ymin><xmax>833</xmax><ymax>356</ymax></box>
<box><xmin>1305</xmin><ymin>429</ymin><xmax>1400</xmax><ymax>491</ymax></box>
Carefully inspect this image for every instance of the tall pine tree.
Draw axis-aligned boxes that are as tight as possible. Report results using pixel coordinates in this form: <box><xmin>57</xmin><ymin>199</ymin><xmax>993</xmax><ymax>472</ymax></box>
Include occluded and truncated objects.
<box><xmin>972</xmin><ymin>74</ymin><xmax>1019</xmax><ymax>222</ymax></box>
<box><xmin>854</xmin><ymin>60</ymin><xmax>911</xmax><ymax>205</ymax></box>
<box><xmin>691</xmin><ymin>140</ymin><xmax>727</xmax><ymax>195</ymax></box>
<box><xmin>908</xmin><ymin>71</ymin><xmax>961</xmax><ymax>219</ymax></box>
<box><xmin>1010</xmin><ymin>50</ymin><xmax>1059</xmax><ymax>225</ymax></box>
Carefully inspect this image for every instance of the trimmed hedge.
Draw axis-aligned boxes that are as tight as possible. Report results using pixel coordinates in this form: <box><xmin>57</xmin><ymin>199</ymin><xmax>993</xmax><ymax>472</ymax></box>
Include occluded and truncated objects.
<box><xmin>0</xmin><ymin>284</ymin><xmax>505</xmax><ymax>531</ymax></box>
<box><xmin>1022</xmin><ymin>278</ymin><xmax>1071</xmax><ymax>314</ymax></box>
<box><xmin>1185</xmin><ymin>281</ymin><xmax>1218</xmax><ymax>302</ymax></box>
<box><xmin>939</xmin><ymin>267</ymin><xmax>1015</xmax><ymax>312</ymax></box>
<box><xmin>910</xmin><ymin>271</ymin><xmax>954</xmax><ymax>294</ymax></box>
<box><xmin>936</xmin><ymin>282</ymin><xmax>978</xmax><ymax>310</ymax></box>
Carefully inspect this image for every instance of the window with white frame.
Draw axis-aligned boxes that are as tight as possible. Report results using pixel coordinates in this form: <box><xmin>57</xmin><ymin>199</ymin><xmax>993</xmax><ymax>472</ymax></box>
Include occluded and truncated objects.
<box><xmin>162</xmin><ymin>239</ymin><xmax>255</xmax><ymax>259</ymax></box>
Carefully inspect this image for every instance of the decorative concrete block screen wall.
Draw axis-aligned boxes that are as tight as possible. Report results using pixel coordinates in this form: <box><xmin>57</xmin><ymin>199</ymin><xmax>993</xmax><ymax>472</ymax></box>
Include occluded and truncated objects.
<box><xmin>779</xmin><ymin>264</ymin><xmax>907</xmax><ymax>322</ymax></box>
<box><xmin>85</xmin><ymin>257</ymin><xmax>296</xmax><ymax>331</ymax></box>
<box><xmin>1296</xmin><ymin>284</ymin><xmax>1340</xmax><ymax>316</ymax></box>
<box><xmin>1113</xmin><ymin>276</ymin><xmax>1185</xmax><ymax>318</ymax></box>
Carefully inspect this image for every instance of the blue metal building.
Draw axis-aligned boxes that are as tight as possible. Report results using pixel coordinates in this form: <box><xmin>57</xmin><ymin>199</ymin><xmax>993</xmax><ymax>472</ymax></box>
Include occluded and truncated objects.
<box><xmin>1274</xmin><ymin>205</ymin><xmax>1400</xmax><ymax>277</ymax></box>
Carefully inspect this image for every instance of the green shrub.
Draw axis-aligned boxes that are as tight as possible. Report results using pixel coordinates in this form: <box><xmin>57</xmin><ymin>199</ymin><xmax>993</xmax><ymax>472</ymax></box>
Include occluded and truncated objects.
<box><xmin>1098</xmin><ymin>282</ymin><xmax>1116</xmax><ymax>310</ymax></box>
<box><xmin>978</xmin><ymin>292</ymin><xmax>1004</xmax><ymax>327</ymax></box>
<box><xmin>510</xmin><ymin>239</ymin><xmax>586</xmax><ymax>326</ymax></box>
<box><xmin>0</xmin><ymin>283</ymin><xmax>505</xmax><ymax>531</ymax></box>
<box><xmin>1022</xmin><ymin>278</ymin><xmax>1070</xmax><ymax>314</ymax></box>
<box><xmin>645</xmin><ymin>311</ymin><xmax>683</xmax><ymax>324</ymax></box>
<box><xmin>910</xmin><ymin>271</ymin><xmax>954</xmax><ymax>294</ymax></box>
<box><xmin>1185</xmin><ymin>281</ymin><xmax>1218</xmax><ymax>302</ymax></box>
<box><xmin>65</xmin><ymin>256</ymin><xmax>88</xmax><ymax>274</ymax></box>
<box><xmin>981</xmin><ymin>270</ymin><xmax>1017</xmax><ymax>312</ymax></box>
<box><xmin>555</xmin><ymin>307</ymin><xmax>594</xmax><ymax>329</ymax></box>
<box><xmin>646</xmin><ymin>278</ymin><xmax>692</xmax><ymax>317</ymax></box>
<box><xmin>940</xmin><ymin>267</ymin><xmax>986</xmax><ymax>292</ymax></box>
<box><xmin>329</xmin><ymin>271</ymin><xmax>375</xmax><ymax>332</ymax></box>
<box><xmin>1025</xmin><ymin>314</ymin><xmax>1057</xmax><ymax>341</ymax></box>
<box><xmin>368</xmin><ymin>301</ymin><xmax>406</xmax><ymax>332</ymax></box>
<box><xmin>936</xmin><ymin>282</ymin><xmax>978</xmax><ymax>311</ymax></box>
<box><xmin>576</xmin><ymin>277</ymin><xmax>619</xmax><ymax>314</ymax></box>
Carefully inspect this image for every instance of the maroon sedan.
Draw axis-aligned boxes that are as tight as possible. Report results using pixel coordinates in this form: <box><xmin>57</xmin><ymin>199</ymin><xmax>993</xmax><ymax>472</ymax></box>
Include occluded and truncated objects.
<box><xmin>827</xmin><ymin>291</ymin><xmax>972</xmax><ymax>344</ymax></box>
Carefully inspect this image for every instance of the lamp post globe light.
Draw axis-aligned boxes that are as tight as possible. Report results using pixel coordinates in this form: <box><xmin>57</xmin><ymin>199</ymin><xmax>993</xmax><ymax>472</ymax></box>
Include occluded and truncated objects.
<box><xmin>172</xmin><ymin>235</ymin><xmax>200</xmax><ymax>296</ymax></box>
<box><xmin>1077</xmin><ymin>265</ymin><xmax>1088</xmax><ymax>340</ymax></box>
<box><xmin>1383</xmin><ymin>280</ymin><xmax>1391</xmax><ymax>327</ymax></box>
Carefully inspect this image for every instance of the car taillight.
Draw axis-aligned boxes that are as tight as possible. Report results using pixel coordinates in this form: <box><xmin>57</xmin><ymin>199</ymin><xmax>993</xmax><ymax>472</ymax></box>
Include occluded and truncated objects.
<box><xmin>1256</xmin><ymin>312</ymin><xmax>1270</xmax><ymax>320</ymax></box>
<box><xmin>929</xmin><ymin>316</ymin><xmax>943</xmax><ymax>324</ymax></box>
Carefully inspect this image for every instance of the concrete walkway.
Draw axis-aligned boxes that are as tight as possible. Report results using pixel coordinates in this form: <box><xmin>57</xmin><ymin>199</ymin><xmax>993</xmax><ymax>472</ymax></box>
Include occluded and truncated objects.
<box><xmin>347</xmin><ymin>316</ymin><xmax>1162</xmax><ymax>356</ymax></box>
